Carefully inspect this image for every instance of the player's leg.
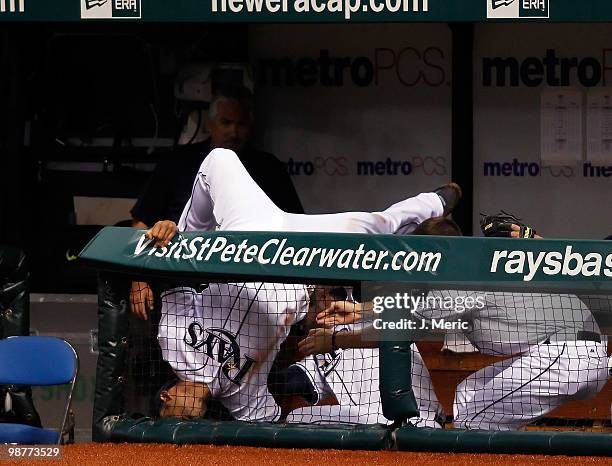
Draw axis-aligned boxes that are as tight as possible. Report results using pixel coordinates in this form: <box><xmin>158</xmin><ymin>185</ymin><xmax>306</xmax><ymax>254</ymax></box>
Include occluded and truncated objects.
<box><xmin>282</xmin><ymin>193</ymin><xmax>444</xmax><ymax>234</ymax></box>
<box><xmin>454</xmin><ymin>342</ymin><xmax>609</xmax><ymax>430</ymax></box>
<box><xmin>180</xmin><ymin>148</ymin><xmax>446</xmax><ymax>234</ymax></box>
<box><xmin>286</xmin><ymin>343</ymin><xmax>444</xmax><ymax>427</ymax></box>
<box><xmin>286</xmin><ymin>404</ymin><xmax>388</xmax><ymax>425</ymax></box>
<box><xmin>178</xmin><ymin>148</ymin><xmax>284</xmax><ymax>232</ymax></box>
<box><xmin>284</xmin><ymin>346</ymin><xmax>386</xmax><ymax>424</ymax></box>
<box><xmin>286</xmin><ymin>355</ymin><xmax>336</xmax><ymax>405</ymax></box>
<box><xmin>453</xmin><ymin>356</ymin><xmax>520</xmax><ymax>430</ymax></box>
<box><xmin>278</xmin><ymin>190</ymin><xmax>446</xmax><ymax>234</ymax></box>
<box><xmin>410</xmin><ymin>343</ymin><xmax>445</xmax><ymax>428</ymax></box>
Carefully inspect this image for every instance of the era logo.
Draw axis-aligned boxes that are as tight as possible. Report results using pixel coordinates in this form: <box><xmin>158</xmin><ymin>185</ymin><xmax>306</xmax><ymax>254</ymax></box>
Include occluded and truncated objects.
<box><xmin>487</xmin><ymin>0</ymin><xmax>549</xmax><ymax>19</ymax></box>
<box><xmin>80</xmin><ymin>0</ymin><xmax>141</xmax><ymax>19</ymax></box>
<box><xmin>84</xmin><ymin>0</ymin><xmax>108</xmax><ymax>9</ymax></box>
<box><xmin>114</xmin><ymin>0</ymin><xmax>138</xmax><ymax>11</ymax></box>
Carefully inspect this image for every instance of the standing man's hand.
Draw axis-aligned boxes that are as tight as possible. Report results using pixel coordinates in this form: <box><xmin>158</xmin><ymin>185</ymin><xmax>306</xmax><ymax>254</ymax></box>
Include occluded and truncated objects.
<box><xmin>130</xmin><ymin>281</ymin><xmax>154</xmax><ymax>320</ymax></box>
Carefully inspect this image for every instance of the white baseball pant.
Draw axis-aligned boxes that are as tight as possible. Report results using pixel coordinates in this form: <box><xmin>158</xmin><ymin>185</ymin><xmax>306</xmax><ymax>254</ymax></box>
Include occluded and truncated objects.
<box><xmin>178</xmin><ymin>148</ymin><xmax>444</xmax><ymax>234</ymax></box>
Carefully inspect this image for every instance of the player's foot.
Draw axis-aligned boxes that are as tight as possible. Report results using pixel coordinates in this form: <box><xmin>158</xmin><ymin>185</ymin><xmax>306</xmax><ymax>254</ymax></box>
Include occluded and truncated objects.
<box><xmin>434</xmin><ymin>182</ymin><xmax>462</xmax><ymax>216</ymax></box>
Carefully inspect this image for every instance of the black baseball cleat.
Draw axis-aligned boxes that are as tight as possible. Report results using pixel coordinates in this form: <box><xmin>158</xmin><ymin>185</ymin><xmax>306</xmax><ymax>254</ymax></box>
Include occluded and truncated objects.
<box><xmin>434</xmin><ymin>182</ymin><xmax>462</xmax><ymax>216</ymax></box>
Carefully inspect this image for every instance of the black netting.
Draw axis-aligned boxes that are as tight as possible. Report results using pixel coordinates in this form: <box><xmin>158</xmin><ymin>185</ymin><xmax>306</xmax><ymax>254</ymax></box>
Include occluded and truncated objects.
<box><xmin>124</xmin><ymin>280</ymin><xmax>401</xmax><ymax>426</ymax></box>
<box><xmin>117</xmin><ymin>278</ymin><xmax>611</xmax><ymax>432</ymax></box>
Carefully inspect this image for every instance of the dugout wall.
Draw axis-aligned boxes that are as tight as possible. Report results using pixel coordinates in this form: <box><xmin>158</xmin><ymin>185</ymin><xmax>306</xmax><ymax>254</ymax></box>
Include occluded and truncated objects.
<box><xmin>79</xmin><ymin>227</ymin><xmax>612</xmax><ymax>454</ymax></box>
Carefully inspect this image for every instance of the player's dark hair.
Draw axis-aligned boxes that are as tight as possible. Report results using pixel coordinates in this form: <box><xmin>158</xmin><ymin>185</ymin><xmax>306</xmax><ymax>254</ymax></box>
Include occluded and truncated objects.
<box><xmin>412</xmin><ymin>216</ymin><xmax>463</xmax><ymax>236</ymax></box>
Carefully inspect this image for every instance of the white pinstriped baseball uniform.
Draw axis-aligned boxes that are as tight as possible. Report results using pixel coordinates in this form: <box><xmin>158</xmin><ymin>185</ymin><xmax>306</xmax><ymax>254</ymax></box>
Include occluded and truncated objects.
<box><xmin>414</xmin><ymin>290</ymin><xmax>609</xmax><ymax>430</ymax></box>
<box><xmin>158</xmin><ymin>282</ymin><xmax>310</xmax><ymax>422</ymax></box>
<box><xmin>285</xmin><ymin>340</ymin><xmax>444</xmax><ymax>427</ymax></box>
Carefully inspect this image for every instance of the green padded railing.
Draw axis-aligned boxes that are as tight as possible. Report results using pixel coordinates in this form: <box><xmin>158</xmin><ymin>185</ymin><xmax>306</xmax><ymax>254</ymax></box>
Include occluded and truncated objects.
<box><xmin>111</xmin><ymin>416</ymin><xmax>392</xmax><ymax>450</ymax></box>
<box><xmin>79</xmin><ymin>227</ymin><xmax>612</xmax><ymax>291</ymax></box>
<box><xmin>396</xmin><ymin>427</ymin><xmax>612</xmax><ymax>456</ymax></box>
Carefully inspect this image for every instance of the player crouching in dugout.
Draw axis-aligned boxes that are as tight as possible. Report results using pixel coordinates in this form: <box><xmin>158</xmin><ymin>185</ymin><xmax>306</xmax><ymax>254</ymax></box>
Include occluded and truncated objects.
<box><xmin>140</xmin><ymin>147</ymin><xmax>462</xmax><ymax>423</ymax></box>
<box><xmin>307</xmin><ymin>215</ymin><xmax>610</xmax><ymax>431</ymax></box>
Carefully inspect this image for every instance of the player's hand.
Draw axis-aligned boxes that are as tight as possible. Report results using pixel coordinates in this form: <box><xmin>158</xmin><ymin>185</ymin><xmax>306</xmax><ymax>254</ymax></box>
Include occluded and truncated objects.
<box><xmin>130</xmin><ymin>281</ymin><xmax>154</xmax><ymax>320</ymax></box>
<box><xmin>145</xmin><ymin>220</ymin><xmax>178</xmax><ymax>248</ymax></box>
<box><xmin>510</xmin><ymin>224</ymin><xmax>543</xmax><ymax>239</ymax></box>
<box><xmin>316</xmin><ymin>300</ymin><xmax>368</xmax><ymax>328</ymax></box>
<box><xmin>298</xmin><ymin>328</ymin><xmax>334</xmax><ymax>356</ymax></box>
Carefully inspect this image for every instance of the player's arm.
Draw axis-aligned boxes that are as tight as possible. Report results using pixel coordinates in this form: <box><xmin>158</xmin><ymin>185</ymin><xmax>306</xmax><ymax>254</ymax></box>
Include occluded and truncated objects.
<box><xmin>145</xmin><ymin>220</ymin><xmax>178</xmax><ymax>248</ymax></box>
<box><xmin>510</xmin><ymin>224</ymin><xmax>543</xmax><ymax>239</ymax></box>
<box><xmin>129</xmin><ymin>219</ymin><xmax>155</xmax><ymax>320</ymax></box>
<box><xmin>133</xmin><ymin>217</ymin><xmax>182</xmax><ymax>320</ymax></box>
<box><xmin>298</xmin><ymin>326</ymin><xmax>379</xmax><ymax>355</ymax></box>
<box><xmin>316</xmin><ymin>300</ymin><xmax>374</xmax><ymax>328</ymax></box>
<box><xmin>129</xmin><ymin>280</ymin><xmax>154</xmax><ymax>321</ymax></box>
<box><xmin>481</xmin><ymin>211</ymin><xmax>542</xmax><ymax>239</ymax></box>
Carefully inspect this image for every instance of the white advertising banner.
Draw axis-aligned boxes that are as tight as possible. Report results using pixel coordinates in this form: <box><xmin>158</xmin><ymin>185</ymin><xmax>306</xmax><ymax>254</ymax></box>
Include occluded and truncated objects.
<box><xmin>249</xmin><ymin>24</ymin><xmax>452</xmax><ymax>214</ymax></box>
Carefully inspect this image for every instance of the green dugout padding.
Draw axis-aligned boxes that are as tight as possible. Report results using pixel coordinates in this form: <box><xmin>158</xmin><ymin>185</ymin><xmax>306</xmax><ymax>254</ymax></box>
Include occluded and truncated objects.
<box><xmin>396</xmin><ymin>427</ymin><xmax>612</xmax><ymax>456</ymax></box>
<box><xmin>379</xmin><ymin>338</ymin><xmax>418</xmax><ymax>422</ymax></box>
<box><xmin>92</xmin><ymin>273</ymin><xmax>131</xmax><ymax>442</ymax></box>
<box><xmin>79</xmin><ymin>227</ymin><xmax>612</xmax><ymax>291</ymax></box>
<box><xmin>111</xmin><ymin>416</ymin><xmax>392</xmax><ymax>450</ymax></box>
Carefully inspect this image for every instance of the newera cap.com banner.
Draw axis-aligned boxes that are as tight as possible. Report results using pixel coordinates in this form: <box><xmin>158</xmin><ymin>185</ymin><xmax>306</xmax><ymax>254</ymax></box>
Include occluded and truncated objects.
<box><xmin>5</xmin><ymin>1</ymin><xmax>612</xmax><ymax>23</ymax></box>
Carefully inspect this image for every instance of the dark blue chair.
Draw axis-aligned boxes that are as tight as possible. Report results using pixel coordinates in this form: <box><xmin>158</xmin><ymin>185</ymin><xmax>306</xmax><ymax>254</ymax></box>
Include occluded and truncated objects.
<box><xmin>0</xmin><ymin>336</ymin><xmax>78</xmax><ymax>444</ymax></box>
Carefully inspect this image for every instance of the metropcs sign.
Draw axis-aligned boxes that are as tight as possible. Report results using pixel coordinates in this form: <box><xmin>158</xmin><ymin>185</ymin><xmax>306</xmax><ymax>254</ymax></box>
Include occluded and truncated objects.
<box><xmin>487</xmin><ymin>0</ymin><xmax>549</xmax><ymax>19</ymax></box>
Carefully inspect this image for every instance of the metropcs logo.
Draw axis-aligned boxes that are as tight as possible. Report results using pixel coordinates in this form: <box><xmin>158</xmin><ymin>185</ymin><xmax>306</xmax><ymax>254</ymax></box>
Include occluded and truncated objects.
<box><xmin>80</xmin><ymin>0</ymin><xmax>141</xmax><ymax>19</ymax></box>
<box><xmin>487</xmin><ymin>0</ymin><xmax>549</xmax><ymax>19</ymax></box>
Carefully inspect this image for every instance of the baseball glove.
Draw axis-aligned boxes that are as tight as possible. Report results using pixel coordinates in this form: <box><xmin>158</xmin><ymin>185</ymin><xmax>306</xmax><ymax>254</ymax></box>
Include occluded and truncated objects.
<box><xmin>480</xmin><ymin>211</ymin><xmax>537</xmax><ymax>238</ymax></box>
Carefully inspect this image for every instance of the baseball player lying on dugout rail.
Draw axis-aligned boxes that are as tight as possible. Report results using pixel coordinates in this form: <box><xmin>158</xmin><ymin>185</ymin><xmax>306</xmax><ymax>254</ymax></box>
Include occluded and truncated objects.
<box><xmin>141</xmin><ymin>148</ymin><xmax>461</xmax><ymax>422</ymax></box>
<box><xmin>305</xmin><ymin>218</ymin><xmax>610</xmax><ymax>431</ymax></box>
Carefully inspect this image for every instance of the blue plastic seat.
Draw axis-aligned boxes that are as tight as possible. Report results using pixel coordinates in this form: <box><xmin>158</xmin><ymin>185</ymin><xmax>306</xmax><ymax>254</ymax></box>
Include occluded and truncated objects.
<box><xmin>0</xmin><ymin>336</ymin><xmax>78</xmax><ymax>444</ymax></box>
